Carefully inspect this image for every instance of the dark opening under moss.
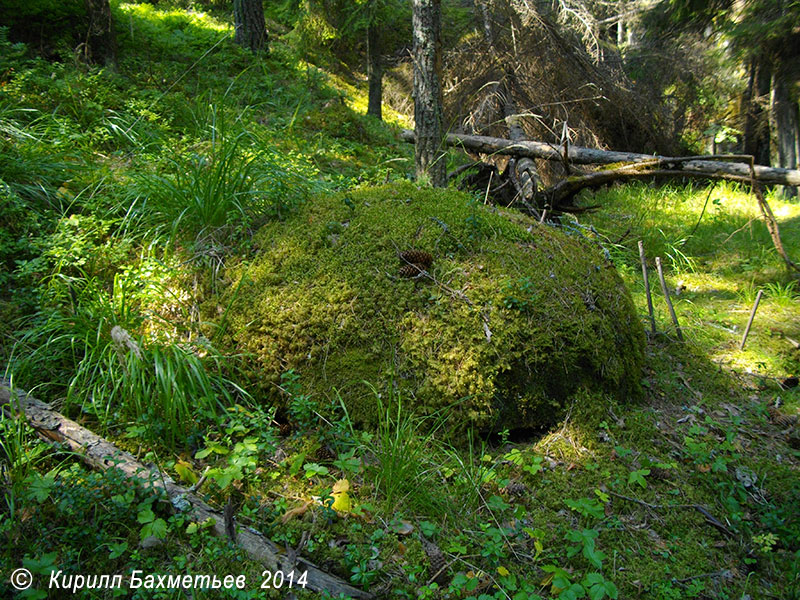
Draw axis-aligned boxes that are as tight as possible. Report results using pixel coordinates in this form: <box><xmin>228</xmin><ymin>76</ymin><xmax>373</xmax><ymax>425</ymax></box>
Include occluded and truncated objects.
<box><xmin>217</xmin><ymin>182</ymin><xmax>645</xmax><ymax>433</ymax></box>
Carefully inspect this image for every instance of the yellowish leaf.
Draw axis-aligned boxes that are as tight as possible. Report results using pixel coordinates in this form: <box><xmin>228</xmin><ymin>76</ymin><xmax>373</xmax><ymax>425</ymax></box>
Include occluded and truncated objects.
<box><xmin>328</xmin><ymin>479</ymin><xmax>352</xmax><ymax>513</ymax></box>
<box><xmin>332</xmin><ymin>478</ymin><xmax>350</xmax><ymax>494</ymax></box>
<box><xmin>497</xmin><ymin>566</ymin><xmax>510</xmax><ymax>577</ymax></box>
<box><xmin>174</xmin><ymin>460</ymin><xmax>198</xmax><ymax>485</ymax></box>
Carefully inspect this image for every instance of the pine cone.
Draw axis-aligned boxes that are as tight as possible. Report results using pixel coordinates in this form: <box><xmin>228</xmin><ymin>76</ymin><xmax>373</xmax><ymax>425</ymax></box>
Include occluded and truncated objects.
<box><xmin>768</xmin><ymin>406</ymin><xmax>798</xmax><ymax>428</ymax></box>
<box><xmin>399</xmin><ymin>249</ymin><xmax>433</xmax><ymax>269</ymax></box>
<box><xmin>649</xmin><ymin>467</ymin><xmax>671</xmax><ymax>481</ymax></box>
<box><xmin>504</xmin><ymin>481</ymin><xmax>529</xmax><ymax>496</ymax></box>
<box><xmin>315</xmin><ymin>444</ymin><xmax>336</xmax><ymax>461</ymax></box>
<box><xmin>421</xmin><ymin>538</ymin><xmax>448</xmax><ymax>585</ymax></box>
<box><xmin>399</xmin><ymin>264</ymin><xmax>423</xmax><ymax>278</ymax></box>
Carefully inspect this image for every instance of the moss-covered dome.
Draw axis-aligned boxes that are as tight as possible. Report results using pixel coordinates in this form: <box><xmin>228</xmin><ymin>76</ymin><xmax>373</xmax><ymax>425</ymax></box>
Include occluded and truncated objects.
<box><xmin>219</xmin><ymin>182</ymin><xmax>644</xmax><ymax>432</ymax></box>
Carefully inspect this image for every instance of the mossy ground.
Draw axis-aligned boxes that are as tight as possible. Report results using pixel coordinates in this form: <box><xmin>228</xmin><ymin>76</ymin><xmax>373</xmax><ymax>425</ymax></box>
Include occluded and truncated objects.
<box><xmin>217</xmin><ymin>181</ymin><xmax>645</xmax><ymax>433</ymax></box>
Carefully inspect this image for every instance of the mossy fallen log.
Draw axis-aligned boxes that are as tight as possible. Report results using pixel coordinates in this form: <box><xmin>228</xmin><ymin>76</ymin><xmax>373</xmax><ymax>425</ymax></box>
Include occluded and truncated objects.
<box><xmin>0</xmin><ymin>378</ymin><xmax>373</xmax><ymax>600</ymax></box>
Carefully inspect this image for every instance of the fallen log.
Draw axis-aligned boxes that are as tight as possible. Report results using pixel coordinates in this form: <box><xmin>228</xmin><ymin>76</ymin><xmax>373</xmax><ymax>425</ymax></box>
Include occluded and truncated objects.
<box><xmin>0</xmin><ymin>378</ymin><xmax>373</xmax><ymax>600</ymax></box>
<box><xmin>399</xmin><ymin>130</ymin><xmax>800</xmax><ymax>187</ymax></box>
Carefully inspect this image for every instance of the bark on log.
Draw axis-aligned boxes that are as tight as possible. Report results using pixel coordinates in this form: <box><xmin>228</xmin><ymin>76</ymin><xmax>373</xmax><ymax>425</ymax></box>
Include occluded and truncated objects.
<box><xmin>400</xmin><ymin>130</ymin><xmax>800</xmax><ymax>187</ymax></box>
<box><xmin>502</xmin><ymin>80</ymin><xmax>541</xmax><ymax>216</ymax></box>
<box><xmin>0</xmin><ymin>378</ymin><xmax>373</xmax><ymax>600</ymax></box>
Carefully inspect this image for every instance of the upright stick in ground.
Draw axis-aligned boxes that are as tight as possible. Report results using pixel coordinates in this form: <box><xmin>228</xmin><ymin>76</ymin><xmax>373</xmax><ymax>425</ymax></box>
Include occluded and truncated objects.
<box><xmin>638</xmin><ymin>241</ymin><xmax>656</xmax><ymax>335</ymax></box>
<box><xmin>655</xmin><ymin>257</ymin><xmax>684</xmax><ymax>341</ymax></box>
<box><xmin>740</xmin><ymin>289</ymin><xmax>763</xmax><ymax>350</ymax></box>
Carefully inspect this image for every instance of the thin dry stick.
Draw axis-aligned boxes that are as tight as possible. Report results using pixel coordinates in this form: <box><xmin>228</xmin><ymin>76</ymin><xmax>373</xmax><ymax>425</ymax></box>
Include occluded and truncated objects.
<box><xmin>483</xmin><ymin>169</ymin><xmax>494</xmax><ymax>205</ymax></box>
<box><xmin>687</xmin><ymin>182</ymin><xmax>716</xmax><ymax>238</ymax></box>
<box><xmin>746</xmin><ymin>157</ymin><xmax>800</xmax><ymax>274</ymax></box>
<box><xmin>638</xmin><ymin>241</ymin><xmax>656</xmax><ymax>335</ymax></box>
<box><xmin>608</xmin><ymin>492</ymin><xmax>734</xmax><ymax>537</ymax></box>
<box><xmin>655</xmin><ymin>257</ymin><xmax>684</xmax><ymax>341</ymax></box>
<box><xmin>739</xmin><ymin>289</ymin><xmax>763</xmax><ymax>351</ymax></box>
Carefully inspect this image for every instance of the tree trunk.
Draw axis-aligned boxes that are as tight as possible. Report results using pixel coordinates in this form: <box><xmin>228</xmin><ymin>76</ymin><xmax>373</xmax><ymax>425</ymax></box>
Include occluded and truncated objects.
<box><xmin>771</xmin><ymin>60</ymin><xmax>799</xmax><ymax>198</ymax></box>
<box><xmin>743</xmin><ymin>57</ymin><xmax>771</xmax><ymax>167</ymax></box>
<box><xmin>85</xmin><ymin>0</ymin><xmax>117</xmax><ymax>67</ymax></box>
<box><xmin>474</xmin><ymin>0</ymin><xmax>493</xmax><ymax>46</ymax></box>
<box><xmin>412</xmin><ymin>0</ymin><xmax>446</xmax><ymax>187</ymax></box>
<box><xmin>367</xmin><ymin>19</ymin><xmax>383</xmax><ymax>120</ymax></box>
<box><xmin>234</xmin><ymin>0</ymin><xmax>268</xmax><ymax>53</ymax></box>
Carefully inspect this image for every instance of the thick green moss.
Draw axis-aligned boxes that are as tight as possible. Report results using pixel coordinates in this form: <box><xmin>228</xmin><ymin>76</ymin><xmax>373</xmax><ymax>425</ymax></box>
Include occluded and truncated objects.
<box><xmin>219</xmin><ymin>182</ymin><xmax>645</xmax><ymax>432</ymax></box>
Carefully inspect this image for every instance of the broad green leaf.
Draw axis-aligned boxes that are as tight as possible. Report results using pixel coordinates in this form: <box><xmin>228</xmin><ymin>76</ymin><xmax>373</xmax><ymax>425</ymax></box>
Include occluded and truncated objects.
<box><xmin>628</xmin><ymin>468</ymin><xmax>650</xmax><ymax>489</ymax></box>
<box><xmin>108</xmin><ymin>542</ymin><xmax>127</xmax><ymax>559</ymax></box>
<box><xmin>137</xmin><ymin>509</ymin><xmax>155</xmax><ymax>524</ymax></box>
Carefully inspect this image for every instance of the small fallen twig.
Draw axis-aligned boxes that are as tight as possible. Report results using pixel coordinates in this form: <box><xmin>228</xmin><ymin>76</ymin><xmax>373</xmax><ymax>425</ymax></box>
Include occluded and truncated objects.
<box><xmin>608</xmin><ymin>491</ymin><xmax>735</xmax><ymax>538</ymax></box>
<box><xmin>671</xmin><ymin>569</ymin><xmax>733</xmax><ymax>586</ymax></box>
<box><xmin>746</xmin><ymin>158</ymin><xmax>800</xmax><ymax>275</ymax></box>
<box><xmin>638</xmin><ymin>241</ymin><xmax>656</xmax><ymax>336</ymax></box>
<box><xmin>655</xmin><ymin>257</ymin><xmax>684</xmax><ymax>341</ymax></box>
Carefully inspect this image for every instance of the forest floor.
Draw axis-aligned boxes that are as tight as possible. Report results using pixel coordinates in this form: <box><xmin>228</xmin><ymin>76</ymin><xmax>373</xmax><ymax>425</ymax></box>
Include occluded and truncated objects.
<box><xmin>1</xmin><ymin>4</ymin><xmax>799</xmax><ymax>600</ymax></box>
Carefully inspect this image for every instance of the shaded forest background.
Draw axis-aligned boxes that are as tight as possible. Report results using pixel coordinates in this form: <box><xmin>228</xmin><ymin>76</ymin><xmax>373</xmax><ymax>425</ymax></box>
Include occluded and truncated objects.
<box><xmin>2</xmin><ymin>0</ymin><xmax>799</xmax><ymax>184</ymax></box>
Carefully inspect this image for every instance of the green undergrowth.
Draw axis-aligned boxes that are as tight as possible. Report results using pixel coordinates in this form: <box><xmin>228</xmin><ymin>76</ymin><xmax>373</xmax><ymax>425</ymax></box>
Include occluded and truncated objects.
<box><xmin>216</xmin><ymin>181</ymin><xmax>645</xmax><ymax>433</ymax></box>
<box><xmin>0</xmin><ymin>0</ymin><xmax>412</xmax><ymax>396</ymax></box>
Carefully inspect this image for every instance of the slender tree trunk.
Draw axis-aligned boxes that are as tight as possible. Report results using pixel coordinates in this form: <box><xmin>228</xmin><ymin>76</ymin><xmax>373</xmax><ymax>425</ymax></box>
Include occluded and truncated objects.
<box><xmin>85</xmin><ymin>0</ymin><xmax>117</xmax><ymax>67</ymax></box>
<box><xmin>795</xmin><ymin>101</ymin><xmax>800</xmax><ymax>175</ymax></box>
<box><xmin>367</xmin><ymin>20</ymin><xmax>383</xmax><ymax>120</ymax></box>
<box><xmin>412</xmin><ymin>0</ymin><xmax>446</xmax><ymax>187</ymax></box>
<box><xmin>771</xmin><ymin>60</ymin><xmax>799</xmax><ymax>197</ymax></box>
<box><xmin>743</xmin><ymin>57</ymin><xmax>771</xmax><ymax>167</ymax></box>
<box><xmin>474</xmin><ymin>0</ymin><xmax>493</xmax><ymax>46</ymax></box>
<box><xmin>234</xmin><ymin>0</ymin><xmax>268</xmax><ymax>53</ymax></box>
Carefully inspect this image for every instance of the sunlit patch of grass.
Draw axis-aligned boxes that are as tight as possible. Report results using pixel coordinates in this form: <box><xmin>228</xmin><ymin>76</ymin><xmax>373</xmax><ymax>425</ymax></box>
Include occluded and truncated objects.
<box><xmin>582</xmin><ymin>181</ymin><xmax>800</xmax><ymax>380</ymax></box>
<box><xmin>324</xmin><ymin>70</ymin><xmax>414</xmax><ymax>129</ymax></box>
<box><xmin>117</xmin><ymin>2</ymin><xmax>231</xmax><ymax>36</ymax></box>
<box><xmin>764</xmin><ymin>280</ymin><xmax>800</xmax><ymax>305</ymax></box>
